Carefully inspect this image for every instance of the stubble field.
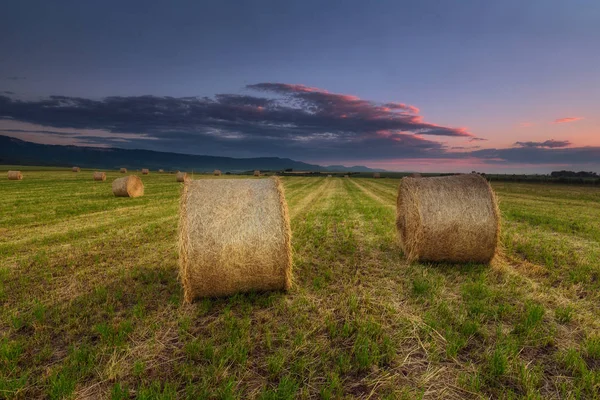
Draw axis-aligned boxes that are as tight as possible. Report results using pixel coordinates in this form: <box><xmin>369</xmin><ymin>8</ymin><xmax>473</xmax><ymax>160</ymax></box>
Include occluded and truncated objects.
<box><xmin>1</xmin><ymin>170</ymin><xmax>599</xmax><ymax>399</ymax></box>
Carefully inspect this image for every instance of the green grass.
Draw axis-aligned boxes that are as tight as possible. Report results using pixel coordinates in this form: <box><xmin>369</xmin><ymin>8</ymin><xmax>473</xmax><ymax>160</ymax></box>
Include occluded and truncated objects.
<box><xmin>1</xmin><ymin>170</ymin><xmax>599</xmax><ymax>398</ymax></box>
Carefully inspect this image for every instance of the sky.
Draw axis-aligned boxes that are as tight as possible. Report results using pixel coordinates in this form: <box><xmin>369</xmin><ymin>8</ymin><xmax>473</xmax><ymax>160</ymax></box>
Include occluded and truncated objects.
<box><xmin>1</xmin><ymin>0</ymin><xmax>599</xmax><ymax>172</ymax></box>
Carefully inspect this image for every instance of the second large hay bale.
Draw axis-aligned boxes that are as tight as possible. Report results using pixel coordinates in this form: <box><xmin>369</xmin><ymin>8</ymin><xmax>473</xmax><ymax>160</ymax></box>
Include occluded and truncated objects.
<box><xmin>396</xmin><ymin>174</ymin><xmax>500</xmax><ymax>263</ymax></box>
<box><xmin>112</xmin><ymin>176</ymin><xmax>144</xmax><ymax>198</ymax></box>
<box><xmin>179</xmin><ymin>177</ymin><xmax>292</xmax><ymax>301</ymax></box>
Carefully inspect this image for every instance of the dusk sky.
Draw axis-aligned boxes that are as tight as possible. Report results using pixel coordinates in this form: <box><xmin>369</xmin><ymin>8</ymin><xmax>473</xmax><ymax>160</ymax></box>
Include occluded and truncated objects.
<box><xmin>1</xmin><ymin>0</ymin><xmax>599</xmax><ymax>172</ymax></box>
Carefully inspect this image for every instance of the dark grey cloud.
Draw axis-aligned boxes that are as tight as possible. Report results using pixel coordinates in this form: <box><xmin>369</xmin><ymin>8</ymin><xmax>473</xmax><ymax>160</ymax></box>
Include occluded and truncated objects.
<box><xmin>514</xmin><ymin>139</ymin><xmax>571</xmax><ymax>149</ymax></box>
<box><xmin>6</xmin><ymin>76</ymin><xmax>26</xmax><ymax>81</ymax></box>
<box><xmin>3</xmin><ymin>91</ymin><xmax>15</xmax><ymax>94</ymax></box>
<box><xmin>0</xmin><ymin>84</ymin><xmax>474</xmax><ymax>160</ymax></box>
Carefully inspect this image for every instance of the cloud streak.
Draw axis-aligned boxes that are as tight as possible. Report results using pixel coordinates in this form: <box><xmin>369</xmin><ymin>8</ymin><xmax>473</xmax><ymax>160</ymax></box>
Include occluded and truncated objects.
<box><xmin>553</xmin><ymin>117</ymin><xmax>583</xmax><ymax>124</ymax></box>
<box><xmin>514</xmin><ymin>139</ymin><xmax>571</xmax><ymax>149</ymax></box>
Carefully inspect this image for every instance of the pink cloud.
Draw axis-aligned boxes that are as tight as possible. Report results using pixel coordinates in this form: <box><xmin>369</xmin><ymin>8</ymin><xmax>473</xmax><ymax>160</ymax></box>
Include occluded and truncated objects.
<box><xmin>519</xmin><ymin>122</ymin><xmax>534</xmax><ymax>127</ymax></box>
<box><xmin>553</xmin><ymin>117</ymin><xmax>583</xmax><ymax>124</ymax></box>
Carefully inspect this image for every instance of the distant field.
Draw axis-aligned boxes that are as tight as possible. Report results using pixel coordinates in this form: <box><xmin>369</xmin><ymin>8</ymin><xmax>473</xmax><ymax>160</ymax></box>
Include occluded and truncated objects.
<box><xmin>1</xmin><ymin>170</ymin><xmax>599</xmax><ymax>399</ymax></box>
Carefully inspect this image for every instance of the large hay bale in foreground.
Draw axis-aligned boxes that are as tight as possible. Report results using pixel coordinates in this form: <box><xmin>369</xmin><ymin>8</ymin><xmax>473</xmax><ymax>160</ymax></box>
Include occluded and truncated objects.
<box><xmin>7</xmin><ymin>171</ymin><xmax>22</xmax><ymax>180</ymax></box>
<box><xmin>213</xmin><ymin>169</ymin><xmax>222</xmax><ymax>176</ymax></box>
<box><xmin>373</xmin><ymin>172</ymin><xmax>381</xmax><ymax>178</ymax></box>
<box><xmin>396</xmin><ymin>174</ymin><xmax>500</xmax><ymax>263</ymax></box>
<box><xmin>72</xmin><ymin>166</ymin><xmax>80</xmax><ymax>172</ymax></box>
<box><xmin>119</xmin><ymin>168</ymin><xmax>127</xmax><ymax>174</ymax></box>
<box><xmin>93</xmin><ymin>172</ymin><xmax>106</xmax><ymax>181</ymax></box>
<box><xmin>112</xmin><ymin>176</ymin><xmax>144</xmax><ymax>198</ymax></box>
<box><xmin>179</xmin><ymin>177</ymin><xmax>292</xmax><ymax>301</ymax></box>
<box><xmin>254</xmin><ymin>170</ymin><xmax>260</xmax><ymax>177</ymax></box>
<box><xmin>176</xmin><ymin>171</ymin><xmax>187</xmax><ymax>182</ymax></box>
<box><xmin>142</xmin><ymin>168</ymin><xmax>149</xmax><ymax>175</ymax></box>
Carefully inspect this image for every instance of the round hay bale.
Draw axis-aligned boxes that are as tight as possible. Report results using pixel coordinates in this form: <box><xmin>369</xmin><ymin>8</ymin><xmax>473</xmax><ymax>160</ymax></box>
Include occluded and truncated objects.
<box><xmin>72</xmin><ymin>166</ymin><xmax>81</xmax><ymax>172</ymax></box>
<box><xmin>253</xmin><ymin>170</ymin><xmax>260</xmax><ymax>177</ymax></box>
<box><xmin>159</xmin><ymin>169</ymin><xmax>164</xmax><ymax>173</ymax></box>
<box><xmin>344</xmin><ymin>175</ymin><xmax>349</xmax><ymax>178</ymax></box>
<box><xmin>213</xmin><ymin>169</ymin><xmax>222</xmax><ymax>176</ymax></box>
<box><xmin>373</xmin><ymin>172</ymin><xmax>381</xmax><ymax>178</ymax></box>
<box><xmin>179</xmin><ymin>177</ymin><xmax>292</xmax><ymax>301</ymax></box>
<box><xmin>7</xmin><ymin>171</ymin><xmax>22</xmax><ymax>180</ymax></box>
<box><xmin>142</xmin><ymin>168</ymin><xmax>150</xmax><ymax>175</ymax></box>
<box><xmin>112</xmin><ymin>175</ymin><xmax>144</xmax><ymax>198</ymax></box>
<box><xmin>119</xmin><ymin>168</ymin><xmax>127</xmax><ymax>174</ymax></box>
<box><xmin>176</xmin><ymin>171</ymin><xmax>187</xmax><ymax>182</ymax></box>
<box><xmin>93</xmin><ymin>171</ymin><xmax>106</xmax><ymax>181</ymax></box>
<box><xmin>396</xmin><ymin>174</ymin><xmax>500</xmax><ymax>263</ymax></box>
<box><xmin>327</xmin><ymin>174</ymin><xmax>332</xmax><ymax>178</ymax></box>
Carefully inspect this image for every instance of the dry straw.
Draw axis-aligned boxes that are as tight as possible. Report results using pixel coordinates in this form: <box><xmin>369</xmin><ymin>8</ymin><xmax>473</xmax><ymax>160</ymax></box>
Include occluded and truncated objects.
<box><xmin>7</xmin><ymin>171</ymin><xmax>22</xmax><ymax>180</ymax></box>
<box><xmin>176</xmin><ymin>171</ymin><xmax>187</xmax><ymax>182</ymax></box>
<box><xmin>142</xmin><ymin>168</ymin><xmax>150</xmax><ymax>175</ymax></box>
<box><xmin>213</xmin><ymin>169</ymin><xmax>222</xmax><ymax>176</ymax></box>
<box><xmin>93</xmin><ymin>172</ymin><xmax>106</xmax><ymax>181</ymax></box>
<box><xmin>254</xmin><ymin>170</ymin><xmax>260</xmax><ymax>176</ymax></box>
<box><xmin>119</xmin><ymin>168</ymin><xmax>127</xmax><ymax>173</ymax></box>
<box><xmin>179</xmin><ymin>177</ymin><xmax>292</xmax><ymax>301</ymax></box>
<box><xmin>72</xmin><ymin>166</ymin><xmax>81</xmax><ymax>172</ymax></box>
<box><xmin>112</xmin><ymin>175</ymin><xmax>144</xmax><ymax>198</ymax></box>
<box><xmin>396</xmin><ymin>174</ymin><xmax>500</xmax><ymax>263</ymax></box>
<box><xmin>373</xmin><ymin>172</ymin><xmax>381</xmax><ymax>178</ymax></box>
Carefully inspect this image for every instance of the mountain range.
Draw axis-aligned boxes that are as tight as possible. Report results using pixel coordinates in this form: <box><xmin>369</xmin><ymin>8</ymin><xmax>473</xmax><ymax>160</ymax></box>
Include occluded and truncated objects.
<box><xmin>0</xmin><ymin>135</ymin><xmax>383</xmax><ymax>172</ymax></box>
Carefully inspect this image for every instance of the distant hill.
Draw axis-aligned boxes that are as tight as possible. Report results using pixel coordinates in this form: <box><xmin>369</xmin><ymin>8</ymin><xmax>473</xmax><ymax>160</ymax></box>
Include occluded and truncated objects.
<box><xmin>0</xmin><ymin>135</ymin><xmax>384</xmax><ymax>172</ymax></box>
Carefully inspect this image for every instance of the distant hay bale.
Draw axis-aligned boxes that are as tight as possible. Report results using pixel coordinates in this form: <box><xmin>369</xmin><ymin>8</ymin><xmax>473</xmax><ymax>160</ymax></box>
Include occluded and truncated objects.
<box><xmin>373</xmin><ymin>172</ymin><xmax>381</xmax><ymax>178</ymax></box>
<box><xmin>344</xmin><ymin>175</ymin><xmax>349</xmax><ymax>178</ymax></box>
<box><xmin>93</xmin><ymin>172</ymin><xmax>106</xmax><ymax>181</ymax></box>
<box><xmin>72</xmin><ymin>166</ymin><xmax>80</xmax><ymax>172</ymax></box>
<box><xmin>176</xmin><ymin>171</ymin><xmax>187</xmax><ymax>182</ymax></box>
<box><xmin>213</xmin><ymin>169</ymin><xmax>222</xmax><ymax>176</ymax></box>
<box><xmin>142</xmin><ymin>168</ymin><xmax>150</xmax><ymax>175</ymax></box>
<box><xmin>7</xmin><ymin>171</ymin><xmax>22</xmax><ymax>180</ymax></box>
<box><xmin>179</xmin><ymin>177</ymin><xmax>292</xmax><ymax>301</ymax></box>
<box><xmin>327</xmin><ymin>174</ymin><xmax>332</xmax><ymax>178</ymax></box>
<box><xmin>254</xmin><ymin>170</ymin><xmax>260</xmax><ymax>176</ymax></box>
<box><xmin>112</xmin><ymin>175</ymin><xmax>144</xmax><ymax>198</ymax></box>
<box><xmin>119</xmin><ymin>168</ymin><xmax>127</xmax><ymax>174</ymax></box>
<box><xmin>159</xmin><ymin>169</ymin><xmax>164</xmax><ymax>173</ymax></box>
<box><xmin>396</xmin><ymin>174</ymin><xmax>499</xmax><ymax>263</ymax></box>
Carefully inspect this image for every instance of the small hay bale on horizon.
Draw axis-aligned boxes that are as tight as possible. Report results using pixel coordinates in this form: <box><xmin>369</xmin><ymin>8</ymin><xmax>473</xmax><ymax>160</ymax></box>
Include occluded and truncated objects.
<box><xmin>176</xmin><ymin>171</ymin><xmax>187</xmax><ymax>182</ymax></box>
<box><xmin>396</xmin><ymin>174</ymin><xmax>500</xmax><ymax>264</ymax></box>
<box><xmin>327</xmin><ymin>174</ymin><xmax>332</xmax><ymax>178</ymax></box>
<box><xmin>159</xmin><ymin>169</ymin><xmax>164</xmax><ymax>173</ymax></box>
<box><xmin>373</xmin><ymin>172</ymin><xmax>381</xmax><ymax>178</ymax></box>
<box><xmin>344</xmin><ymin>175</ymin><xmax>349</xmax><ymax>178</ymax></box>
<box><xmin>179</xmin><ymin>177</ymin><xmax>292</xmax><ymax>301</ymax></box>
<box><xmin>72</xmin><ymin>166</ymin><xmax>81</xmax><ymax>172</ymax></box>
<box><xmin>142</xmin><ymin>168</ymin><xmax>150</xmax><ymax>175</ymax></box>
<box><xmin>112</xmin><ymin>175</ymin><xmax>144</xmax><ymax>198</ymax></box>
<box><xmin>93</xmin><ymin>172</ymin><xmax>106</xmax><ymax>181</ymax></box>
<box><xmin>7</xmin><ymin>171</ymin><xmax>22</xmax><ymax>180</ymax></box>
<box><xmin>119</xmin><ymin>168</ymin><xmax>127</xmax><ymax>174</ymax></box>
<box><xmin>213</xmin><ymin>169</ymin><xmax>222</xmax><ymax>176</ymax></box>
<box><xmin>254</xmin><ymin>170</ymin><xmax>260</xmax><ymax>176</ymax></box>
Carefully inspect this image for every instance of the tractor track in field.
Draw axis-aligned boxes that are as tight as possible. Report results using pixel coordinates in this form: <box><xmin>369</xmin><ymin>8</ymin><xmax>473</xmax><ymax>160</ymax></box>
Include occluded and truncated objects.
<box><xmin>349</xmin><ymin>178</ymin><xmax>395</xmax><ymax>209</ymax></box>
<box><xmin>288</xmin><ymin>178</ymin><xmax>333</xmax><ymax>220</ymax></box>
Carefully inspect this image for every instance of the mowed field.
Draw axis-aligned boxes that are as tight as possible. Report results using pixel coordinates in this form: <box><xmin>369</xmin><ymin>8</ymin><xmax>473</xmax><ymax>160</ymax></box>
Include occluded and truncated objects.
<box><xmin>1</xmin><ymin>170</ymin><xmax>600</xmax><ymax>399</ymax></box>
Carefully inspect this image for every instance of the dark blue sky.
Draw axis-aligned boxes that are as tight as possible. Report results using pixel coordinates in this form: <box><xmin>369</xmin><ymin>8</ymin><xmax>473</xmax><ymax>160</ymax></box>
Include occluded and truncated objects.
<box><xmin>1</xmin><ymin>0</ymin><xmax>599</xmax><ymax>172</ymax></box>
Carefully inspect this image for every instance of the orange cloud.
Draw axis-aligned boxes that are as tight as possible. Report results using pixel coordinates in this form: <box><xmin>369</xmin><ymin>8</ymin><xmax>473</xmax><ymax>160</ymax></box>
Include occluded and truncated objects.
<box><xmin>553</xmin><ymin>117</ymin><xmax>583</xmax><ymax>124</ymax></box>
